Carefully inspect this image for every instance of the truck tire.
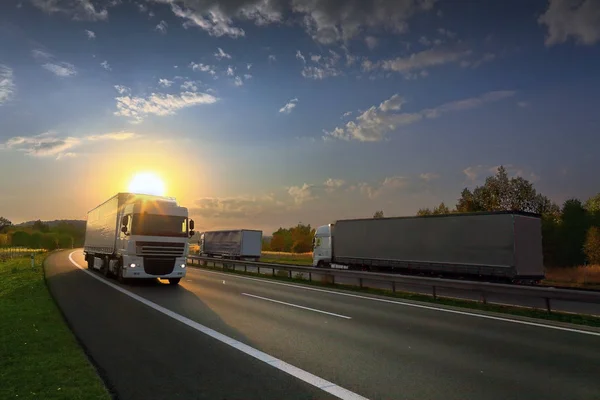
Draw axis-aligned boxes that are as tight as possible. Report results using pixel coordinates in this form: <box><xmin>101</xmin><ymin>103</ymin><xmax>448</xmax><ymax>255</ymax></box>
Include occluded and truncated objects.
<box><xmin>101</xmin><ymin>258</ymin><xmax>110</xmax><ymax>277</ymax></box>
<box><xmin>87</xmin><ymin>256</ymin><xmax>93</xmax><ymax>269</ymax></box>
<box><xmin>168</xmin><ymin>278</ymin><xmax>181</xmax><ymax>285</ymax></box>
<box><xmin>117</xmin><ymin>260</ymin><xmax>127</xmax><ymax>284</ymax></box>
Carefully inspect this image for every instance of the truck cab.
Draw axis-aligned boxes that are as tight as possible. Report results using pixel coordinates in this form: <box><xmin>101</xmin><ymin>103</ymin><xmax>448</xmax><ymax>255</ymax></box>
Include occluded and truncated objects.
<box><xmin>312</xmin><ymin>224</ymin><xmax>332</xmax><ymax>267</ymax></box>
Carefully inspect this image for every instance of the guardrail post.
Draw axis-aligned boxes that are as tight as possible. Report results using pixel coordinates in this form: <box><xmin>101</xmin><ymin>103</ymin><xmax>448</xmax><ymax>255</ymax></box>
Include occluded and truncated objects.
<box><xmin>258</xmin><ymin>266</ymin><xmax>260</xmax><ymax>274</ymax></box>
<box><xmin>392</xmin><ymin>281</ymin><xmax>396</xmax><ymax>293</ymax></box>
<box><xmin>359</xmin><ymin>278</ymin><xmax>363</xmax><ymax>288</ymax></box>
<box><xmin>244</xmin><ymin>264</ymin><xmax>247</xmax><ymax>273</ymax></box>
<box><xmin>545</xmin><ymin>298</ymin><xmax>551</xmax><ymax>313</ymax></box>
<box><xmin>309</xmin><ymin>272</ymin><xmax>312</xmax><ymax>282</ymax></box>
<box><xmin>331</xmin><ymin>274</ymin><xmax>335</xmax><ymax>285</ymax></box>
<box><xmin>432</xmin><ymin>286</ymin><xmax>437</xmax><ymax>300</ymax></box>
<box><xmin>289</xmin><ymin>270</ymin><xmax>292</xmax><ymax>279</ymax></box>
<box><xmin>272</xmin><ymin>268</ymin><xmax>275</xmax><ymax>276</ymax></box>
<box><xmin>481</xmin><ymin>292</ymin><xmax>487</xmax><ymax>305</ymax></box>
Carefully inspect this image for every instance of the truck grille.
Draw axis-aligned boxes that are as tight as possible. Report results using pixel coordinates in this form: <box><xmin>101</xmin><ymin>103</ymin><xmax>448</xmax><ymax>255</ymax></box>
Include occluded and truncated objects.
<box><xmin>136</xmin><ymin>241</ymin><xmax>185</xmax><ymax>257</ymax></box>
<box><xmin>143</xmin><ymin>257</ymin><xmax>175</xmax><ymax>275</ymax></box>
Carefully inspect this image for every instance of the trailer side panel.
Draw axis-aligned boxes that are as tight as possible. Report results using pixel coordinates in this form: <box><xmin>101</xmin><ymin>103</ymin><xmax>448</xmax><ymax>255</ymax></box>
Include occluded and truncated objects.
<box><xmin>513</xmin><ymin>215</ymin><xmax>544</xmax><ymax>278</ymax></box>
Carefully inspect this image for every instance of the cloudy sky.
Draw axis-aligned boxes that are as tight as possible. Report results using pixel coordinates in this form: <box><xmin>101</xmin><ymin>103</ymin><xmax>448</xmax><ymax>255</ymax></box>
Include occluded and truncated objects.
<box><xmin>1</xmin><ymin>0</ymin><xmax>599</xmax><ymax>234</ymax></box>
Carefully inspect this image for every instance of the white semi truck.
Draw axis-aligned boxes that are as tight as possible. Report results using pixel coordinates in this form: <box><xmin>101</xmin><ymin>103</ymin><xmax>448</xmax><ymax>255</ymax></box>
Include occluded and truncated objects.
<box><xmin>83</xmin><ymin>192</ymin><xmax>194</xmax><ymax>285</ymax></box>
<box><xmin>312</xmin><ymin>211</ymin><xmax>545</xmax><ymax>283</ymax></box>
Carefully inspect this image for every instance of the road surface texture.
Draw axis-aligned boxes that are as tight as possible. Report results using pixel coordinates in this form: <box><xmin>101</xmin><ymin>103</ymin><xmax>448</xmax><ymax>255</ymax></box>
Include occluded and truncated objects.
<box><xmin>199</xmin><ymin>261</ymin><xmax>600</xmax><ymax>316</ymax></box>
<box><xmin>46</xmin><ymin>250</ymin><xmax>600</xmax><ymax>400</ymax></box>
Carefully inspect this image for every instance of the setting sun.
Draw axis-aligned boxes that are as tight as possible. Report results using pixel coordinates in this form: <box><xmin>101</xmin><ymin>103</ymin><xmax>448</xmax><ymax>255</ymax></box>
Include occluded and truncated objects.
<box><xmin>128</xmin><ymin>172</ymin><xmax>166</xmax><ymax>196</ymax></box>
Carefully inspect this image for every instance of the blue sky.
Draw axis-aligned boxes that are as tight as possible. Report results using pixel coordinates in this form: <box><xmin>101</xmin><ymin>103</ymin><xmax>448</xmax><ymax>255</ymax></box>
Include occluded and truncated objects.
<box><xmin>0</xmin><ymin>0</ymin><xmax>599</xmax><ymax>233</ymax></box>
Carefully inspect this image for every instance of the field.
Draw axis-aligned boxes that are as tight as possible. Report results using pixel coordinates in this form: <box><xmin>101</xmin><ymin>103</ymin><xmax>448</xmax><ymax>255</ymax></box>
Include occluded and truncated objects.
<box><xmin>0</xmin><ymin>254</ymin><xmax>110</xmax><ymax>399</ymax></box>
<box><xmin>260</xmin><ymin>251</ymin><xmax>313</xmax><ymax>265</ymax></box>
<box><xmin>544</xmin><ymin>265</ymin><xmax>600</xmax><ymax>289</ymax></box>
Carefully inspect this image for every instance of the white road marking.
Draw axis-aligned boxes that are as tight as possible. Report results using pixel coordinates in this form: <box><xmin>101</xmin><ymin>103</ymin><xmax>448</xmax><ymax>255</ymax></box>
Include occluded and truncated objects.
<box><xmin>192</xmin><ymin>268</ymin><xmax>600</xmax><ymax>337</ymax></box>
<box><xmin>242</xmin><ymin>293</ymin><xmax>352</xmax><ymax>319</ymax></box>
<box><xmin>67</xmin><ymin>251</ymin><xmax>367</xmax><ymax>400</ymax></box>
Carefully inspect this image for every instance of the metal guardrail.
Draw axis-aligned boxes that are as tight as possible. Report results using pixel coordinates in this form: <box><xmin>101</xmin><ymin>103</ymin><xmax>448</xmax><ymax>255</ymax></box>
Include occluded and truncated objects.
<box><xmin>187</xmin><ymin>255</ymin><xmax>600</xmax><ymax>313</ymax></box>
<box><xmin>0</xmin><ymin>247</ymin><xmax>46</xmax><ymax>262</ymax></box>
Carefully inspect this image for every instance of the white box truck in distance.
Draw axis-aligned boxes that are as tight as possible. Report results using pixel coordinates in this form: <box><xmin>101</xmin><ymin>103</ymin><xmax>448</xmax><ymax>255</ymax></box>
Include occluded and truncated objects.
<box><xmin>200</xmin><ymin>229</ymin><xmax>262</xmax><ymax>260</ymax></box>
<box><xmin>83</xmin><ymin>192</ymin><xmax>195</xmax><ymax>285</ymax></box>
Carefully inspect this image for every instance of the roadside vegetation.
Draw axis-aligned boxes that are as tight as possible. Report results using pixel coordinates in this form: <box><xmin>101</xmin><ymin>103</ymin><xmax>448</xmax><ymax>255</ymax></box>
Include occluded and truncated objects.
<box><xmin>0</xmin><ymin>255</ymin><xmax>109</xmax><ymax>400</ymax></box>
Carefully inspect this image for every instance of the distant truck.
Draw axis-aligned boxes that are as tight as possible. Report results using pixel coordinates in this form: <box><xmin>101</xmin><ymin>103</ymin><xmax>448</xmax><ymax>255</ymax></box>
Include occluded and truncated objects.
<box><xmin>199</xmin><ymin>229</ymin><xmax>262</xmax><ymax>261</ymax></box>
<box><xmin>83</xmin><ymin>192</ymin><xmax>195</xmax><ymax>285</ymax></box>
<box><xmin>312</xmin><ymin>211</ymin><xmax>544</xmax><ymax>283</ymax></box>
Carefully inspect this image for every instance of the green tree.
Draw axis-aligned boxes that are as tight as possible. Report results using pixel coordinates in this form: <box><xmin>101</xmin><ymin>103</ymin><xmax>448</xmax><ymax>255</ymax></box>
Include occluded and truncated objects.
<box><xmin>584</xmin><ymin>226</ymin><xmax>600</xmax><ymax>265</ymax></box>
<box><xmin>32</xmin><ymin>220</ymin><xmax>50</xmax><ymax>233</ymax></box>
<box><xmin>432</xmin><ymin>202</ymin><xmax>451</xmax><ymax>215</ymax></box>
<box><xmin>0</xmin><ymin>217</ymin><xmax>12</xmax><ymax>232</ymax></box>
<box><xmin>456</xmin><ymin>188</ymin><xmax>483</xmax><ymax>213</ymax></box>
<box><xmin>270</xmin><ymin>228</ymin><xmax>293</xmax><ymax>252</ymax></box>
<box><xmin>41</xmin><ymin>233</ymin><xmax>59</xmax><ymax>250</ymax></box>
<box><xmin>29</xmin><ymin>232</ymin><xmax>43</xmax><ymax>248</ymax></box>
<box><xmin>10</xmin><ymin>231</ymin><xmax>30</xmax><ymax>247</ymax></box>
<box><xmin>373</xmin><ymin>210</ymin><xmax>384</xmax><ymax>219</ymax></box>
<box><xmin>290</xmin><ymin>223</ymin><xmax>315</xmax><ymax>253</ymax></box>
<box><xmin>585</xmin><ymin>193</ymin><xmax>600</xmax><ymax>227</ymax></box>
<box><xmin>558</xmin><ymin>199</ymin><xmax>589</xmax><ymax>266</ymax></box>
<box><xmin>57</xmin><ymin>234</ymin><xmax>74</xmax><ymax>249</ymax></box>
<box><xmin>417</xmin><ymin>208</ymin><xmax>432</xmax><ymax>216</ymax></box>
<box><xmin>261</xmin><ymin>238</ymin><xmax>271</xmax><ymax>251</ymax></box>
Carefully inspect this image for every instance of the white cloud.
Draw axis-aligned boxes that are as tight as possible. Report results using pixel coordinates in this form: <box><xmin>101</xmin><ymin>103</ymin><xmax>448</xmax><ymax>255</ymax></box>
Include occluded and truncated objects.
<box><xmin>226</xmin><ymin>66</ymin><xmax>234</xmax><ymax>76</ymax></box>
<box><xmin>85</xmin><ymin>29</ymin><xmax>96</xmax><ymax>39</ymax></box>
<box><xmin>0</xmin><ymin>65</ymin><xmax>15</xmax><ymax>105</ymax></box>
<box><xmin>301</xmin><ymin>50</ymin><xmax>342</xmax><ymax>79</ymax></box>
<box><xmin>539</xmin><ymin>0</ymin><xmax>600</xmax><ymax>46</ymax></box>
<box><xmin>155</xmin><ymin>20</ymin><xmax>168</xmax><ymax>33</ymax></box>
<box><xmin>288</xmin><ymin>183</ymin><xmax>316</xmax><ymax>204</ymax></box>
<box><xmin>42</xmin><ymin>62</ymin><xmax>77</xmax><ymax>77</ymax></box>
<box><xmin>463</xmin><ymin>164</ymin><xmax>540</xmax><ymax>183</ymax></box>
<box><xmin>114</xmin><ymin>90</ymin><xmax>218</xmax><ymax>123</ymax></box>
<box><xmin>181</xmin><ymin>81</ymin><xmax>198</xmax><ymax>91</ymax></box>
<box><xmin>327</xmin><ymin>90</ymin><xmax>515</xmax><ymax>142</ymax></box>
<box><xmin>190</xmin><ymin>195</ymin><xmax>286</xmax><ymax>220</ymax></box>
<box><xmin>31</xmin><ymin>49</ymin><xmax>52</xmax><ymax>60</ymax></box>
<box><xmin>233</xmin><ymin>76</ymin><xmax>243</xmax><ymax>86</ymax></box>
<box><xmin>100</xmin><ymin>60</ymin><xmax>111</xmax><ymax>71</ymax></box>
<box><xmin>31</xmin><ymin>0</ymin><xmax>108</xmax><ymax>20</ymax></box>
<box><xmin>324</xmin><ymin>178</ymin><xmax>345</xmax><ymax>193</ymax></box>
<box><xmin>419</xmin><ymin>172</ymin><xmax>440</xmax><ymax>182</ymax></box>
<box><xmin>168</xmin><ymin>3</ymin><xmax>245</xmax><ymax>38</ymax></box>
<box><xmin>279</xmin><ymin>98</ymin><xmax>298</xmax><ymax>114</ymax></box>
<box><xmin>342</xmin><ymin>111</ymin><xmax>352</xmax><ymax>118</ymax></box>
<box><xmin>517</xmin><ymin>101</ymin><xmax>530</xmax><ymax>108</ymax></box>
<box><xmin>461</xmin><ymin>53</ymin><xmax>496</xmax><ymax>69</ymax></box>
<box><xmin>243</xmin><ymin>74</ymin><xmax>252</xmax><ymax>80</ymax></box>
<box><xmin>214</xmin><ymin>47</ymin><xmax>232</xmax><ymax>60</ymax></box>
<box><xmin>247</xmin><ymin>63</ymin><xmax>252</xmax><ymax>70</ymax></box>
<box><xmin>365</xmin><ymin>36</ymin><xmax>378</xmax><ymax>49</ymax></box>
<box><xmin>377</xmin><ymin>47</ymin><xmax>471</xmax><ymax>76</ymax></box>
<box><xmin>137</xmin><ymin>2</ymin><xmax>147</xmax><ymax>12</ymax></box>
<box><xmin>437</xmin><ymin>28</ymin><xmax>456</xmax><ymax>38</ymax></box>
<box><xmin>360</xmin><ymin>176</ymin><xmax>409</xmax><ymax>199</ymax></box>
<box><xmin>189</xmin><ymin>62</ymin><xmax>216</xmax><ymax>75</ymax></box>
<box><xmin>159</xmin><ymin>78</ymin><xmax>174</xmax><ymax>87</ymax></box>
<box><xmin>114</xmin><ymin>85</ymin><xmax>130</xmax><ymax>95</ymax></box>
<box><xmin>87</xmin><ymin>131</ymin><xmax>141</xmax><ymax>141</ymax></box>
<box><xmin>419</xmin><ymin>36</ymin><xmax>431</xmax><ymax>46</ymax></box>
<box><xmin>268</xmin><ymin>54</ymin><xmax>277</xmax><ymax>62</ymax></box>
<box><xmin>296</xmin><ymin>50</ymin><xmax>306</xmax><ymax>64</ymax></box>
<box><xmin>2</xmin><ymin>131</ymin><xmax>81</xmax><ymax>159</ymax></box>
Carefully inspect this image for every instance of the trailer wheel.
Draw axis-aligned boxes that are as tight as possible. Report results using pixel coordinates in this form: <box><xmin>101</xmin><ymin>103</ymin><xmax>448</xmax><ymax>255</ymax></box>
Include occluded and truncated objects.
<box><xmin>86</xmin><ymin>255</ymin><xmax>93</xmax><ymax>270</ymax></box>
<box><xmin>101</xmin><ymin>257</ymin><xmax>110</xmax><ymax>277</ymax></box>
<box><xmin>168</xmin><ymin>278</ymin><xmax>181</xmax><ymax>285</ymax></box>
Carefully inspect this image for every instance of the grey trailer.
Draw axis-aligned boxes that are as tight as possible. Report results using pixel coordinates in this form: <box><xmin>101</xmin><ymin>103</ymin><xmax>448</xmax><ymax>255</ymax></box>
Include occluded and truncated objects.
<box><xmin>331</xmin><ymin>211</ymin><xmax>544</xmax><ymax>281</ymax></box>
<box><xmin>201</xmin><ymin>229</ymin><xmax>263</xmax><ymax>260</ymax></box>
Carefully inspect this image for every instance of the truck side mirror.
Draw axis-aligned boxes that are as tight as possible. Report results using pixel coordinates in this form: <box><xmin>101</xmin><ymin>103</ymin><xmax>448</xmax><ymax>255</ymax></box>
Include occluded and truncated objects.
<box><xmin>189</xmin><ymin>219</ymin><xmax>195</xmax><ymax>230</ymax></box>
<box><xmin>121</xmin><ymin>226</ymin><xmax>128</xmax><ymax>233</ymax></box>
<box><xmin>121</xmin><ymin>215</ymin><xmax>129</xmax><ymax>226</ymax></box>
<box><xmin>189</xmin><ymin>230</ymin><xmax>195</xmax><ymax>238</ymax></box>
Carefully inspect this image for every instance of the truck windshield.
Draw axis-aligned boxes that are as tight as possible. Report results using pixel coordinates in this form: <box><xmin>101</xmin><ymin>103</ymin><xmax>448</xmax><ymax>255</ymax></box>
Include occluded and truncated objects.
<box><xmin>131</xmin><ymin>214</ymin><xmax>188</xmax><ymax>237</ymax></box>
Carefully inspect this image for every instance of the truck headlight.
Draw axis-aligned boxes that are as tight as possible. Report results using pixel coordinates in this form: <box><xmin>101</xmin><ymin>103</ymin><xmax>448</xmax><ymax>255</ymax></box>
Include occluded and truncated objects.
<box><xmin>130</xmin><ymin>263</ymin><xmax>136</xmax><ymax>268</ymax></box>
<box><xmin>180</xmin><ymin>263</ymin><xmax>186</xmax><ymax>268</ymax></box>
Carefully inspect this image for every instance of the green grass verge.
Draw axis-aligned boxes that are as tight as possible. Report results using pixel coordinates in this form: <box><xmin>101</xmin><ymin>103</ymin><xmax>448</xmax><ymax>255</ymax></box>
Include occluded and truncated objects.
<box><xmin>0</xmin><ymin>255</ymin><xmax>110</xmax><ymax>400</ymax></box>
<box><xmin>192</xmin><ymin>263</ymin><xmax>600</xmax><ymax>328</ymax></box>
<box><xmin>259</xmin><ymin>257</ymin><xmax>313</xmax><ymax>266</ymax></box>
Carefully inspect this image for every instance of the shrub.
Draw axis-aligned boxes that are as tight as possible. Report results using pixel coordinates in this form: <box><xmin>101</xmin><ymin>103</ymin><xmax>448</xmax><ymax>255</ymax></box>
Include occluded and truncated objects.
<box><xmin>584</xmin><ymin>226</ymin><xmax>600</xmax><ymax>265</ymax></box>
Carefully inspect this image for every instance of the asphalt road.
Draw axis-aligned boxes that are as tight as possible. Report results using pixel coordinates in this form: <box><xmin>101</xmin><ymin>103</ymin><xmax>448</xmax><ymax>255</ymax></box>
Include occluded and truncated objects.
<box><xmin>198</xmin><ymin>260</ymin><xmax>600</xmax><ymax>316</ymax></box>
<box><xmin>46</xmin><ymin>250</ymin><xmax>600</xmax><ymax>400</ymax></box>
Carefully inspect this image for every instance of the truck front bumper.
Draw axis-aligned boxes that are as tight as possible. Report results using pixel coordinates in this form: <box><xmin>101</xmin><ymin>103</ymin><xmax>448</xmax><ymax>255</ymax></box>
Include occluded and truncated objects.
<box><xmin>121</xmin><ymin>255</ymin><xmax>187</xmax><ymax>279</ymax></box>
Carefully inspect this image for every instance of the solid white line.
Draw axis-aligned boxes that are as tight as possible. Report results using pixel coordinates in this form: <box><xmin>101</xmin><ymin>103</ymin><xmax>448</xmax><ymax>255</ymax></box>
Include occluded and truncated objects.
<box><xmin>67</xmin><ymin>251</ymin><xmax>367</xmax><ymax>400</ymax></box>
<box><xmin>241</xmin><ymin>293</ymin><xmax>352</xmax><ymax>319</ymax></box>
<box><xmin>191</xmin><ymin>268</ymin><xmax>600</xmax><ymax>337</ymax></box>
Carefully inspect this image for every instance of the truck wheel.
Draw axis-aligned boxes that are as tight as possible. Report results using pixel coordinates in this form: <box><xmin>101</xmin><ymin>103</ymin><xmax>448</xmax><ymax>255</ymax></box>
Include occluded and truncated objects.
<box><xmin>117</xmin><ymin>260</ymin><xmax>127</xmax><ymax>284</ymax></box>
<box><xmin>168</xmin><ymin>278</ymin><xmax>181</xmax><ymax>285</ymax></box>
<box><xmin>101</xmin><ymin>258</ymin><xmax>110</xmax><ymax>277</ymax></box>
<box><xmin>87</xmin><ymin>256</ymin><xmax>93</xmax><ymax>270</ymax></box>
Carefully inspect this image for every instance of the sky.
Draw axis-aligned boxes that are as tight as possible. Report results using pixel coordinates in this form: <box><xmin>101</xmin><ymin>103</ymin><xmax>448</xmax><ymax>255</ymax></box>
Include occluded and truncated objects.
<box><xmin>1</xmin><ymin>0</ymin><xmax>599</xmax><ymax>234</ymax></box>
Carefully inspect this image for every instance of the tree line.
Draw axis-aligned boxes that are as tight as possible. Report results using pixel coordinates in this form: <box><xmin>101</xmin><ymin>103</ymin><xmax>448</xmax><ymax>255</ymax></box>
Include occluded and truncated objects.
<box><xmin>264</xmin><ymin>223</ymin><xmax>316</xmax><ymax>253</ymax></box>
<box><xmin>404</xmin><ymin>166</ymin><xmax>599</xmax><ymax>267</ymax></box>
<box><xmin>0</xmin><ymin>218</ymin><xmax>86</xmax><ymax>251</ymax></box>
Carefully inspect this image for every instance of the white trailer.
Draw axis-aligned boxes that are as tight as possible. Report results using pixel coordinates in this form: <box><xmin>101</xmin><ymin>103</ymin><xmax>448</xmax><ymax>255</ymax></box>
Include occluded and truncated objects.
<box><xmin>83</xmin><ymin>192</ymin><xmax>195</xmax><ymax>285</ymax></box>
<box><xmin>200</xmin><ymin>229</ymin><xmax>262</xmax><ymax>260</ymax></box>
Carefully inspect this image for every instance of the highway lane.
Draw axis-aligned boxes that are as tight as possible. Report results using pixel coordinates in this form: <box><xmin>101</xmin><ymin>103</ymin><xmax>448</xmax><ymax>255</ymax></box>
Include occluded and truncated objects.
<box><xmin>198</xmin><ymin>261</ymin><xmax>600</xmax><ymax>316</ymax></box>
<box><xmin>48</xmin><ymin>250</ymin><xmax>600</xmax><ymax>400</ymax></box>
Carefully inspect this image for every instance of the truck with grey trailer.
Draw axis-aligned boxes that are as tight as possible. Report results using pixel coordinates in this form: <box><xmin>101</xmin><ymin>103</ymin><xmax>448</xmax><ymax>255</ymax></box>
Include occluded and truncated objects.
<box><xmin>312</xmin><ymin>211</ymin><xmax>544</xmax><ymax>283</ymax></box>
<box><xmin>200</xmin><ymin>229</ymin><xmax>263</xmax><ymax>261</ymax></box>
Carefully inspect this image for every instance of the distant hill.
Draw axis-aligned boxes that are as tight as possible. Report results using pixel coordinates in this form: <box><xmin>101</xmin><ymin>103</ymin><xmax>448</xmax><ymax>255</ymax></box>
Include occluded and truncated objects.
<box><xmin>16</xmin><ymin>220</ymin><xmax>86</xmax><ymax>228</ymax></box>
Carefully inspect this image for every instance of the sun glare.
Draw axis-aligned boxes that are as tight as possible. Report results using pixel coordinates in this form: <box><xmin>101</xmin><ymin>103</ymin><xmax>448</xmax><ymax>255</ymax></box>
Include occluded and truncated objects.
<box><xmin>128</xmin><ymin>172</ymin><xmax>166</xmax><ymax>196</ymax></box>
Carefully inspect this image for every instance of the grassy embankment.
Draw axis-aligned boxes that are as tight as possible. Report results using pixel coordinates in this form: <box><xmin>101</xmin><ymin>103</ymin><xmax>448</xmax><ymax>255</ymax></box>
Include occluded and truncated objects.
<box><xmin>0</xmin><ymin>255</ymin><xmax>110</xmax><ymax>400</ymax></box>
<box><xmin>260</xmin><ymin>251</ymin><xmax>313</xmax><ymax>265</ymax></box>
<box><xmin>544</xmin><ymin>265</ymin><xmax>600</xmax><ymax>290</ymax></box>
